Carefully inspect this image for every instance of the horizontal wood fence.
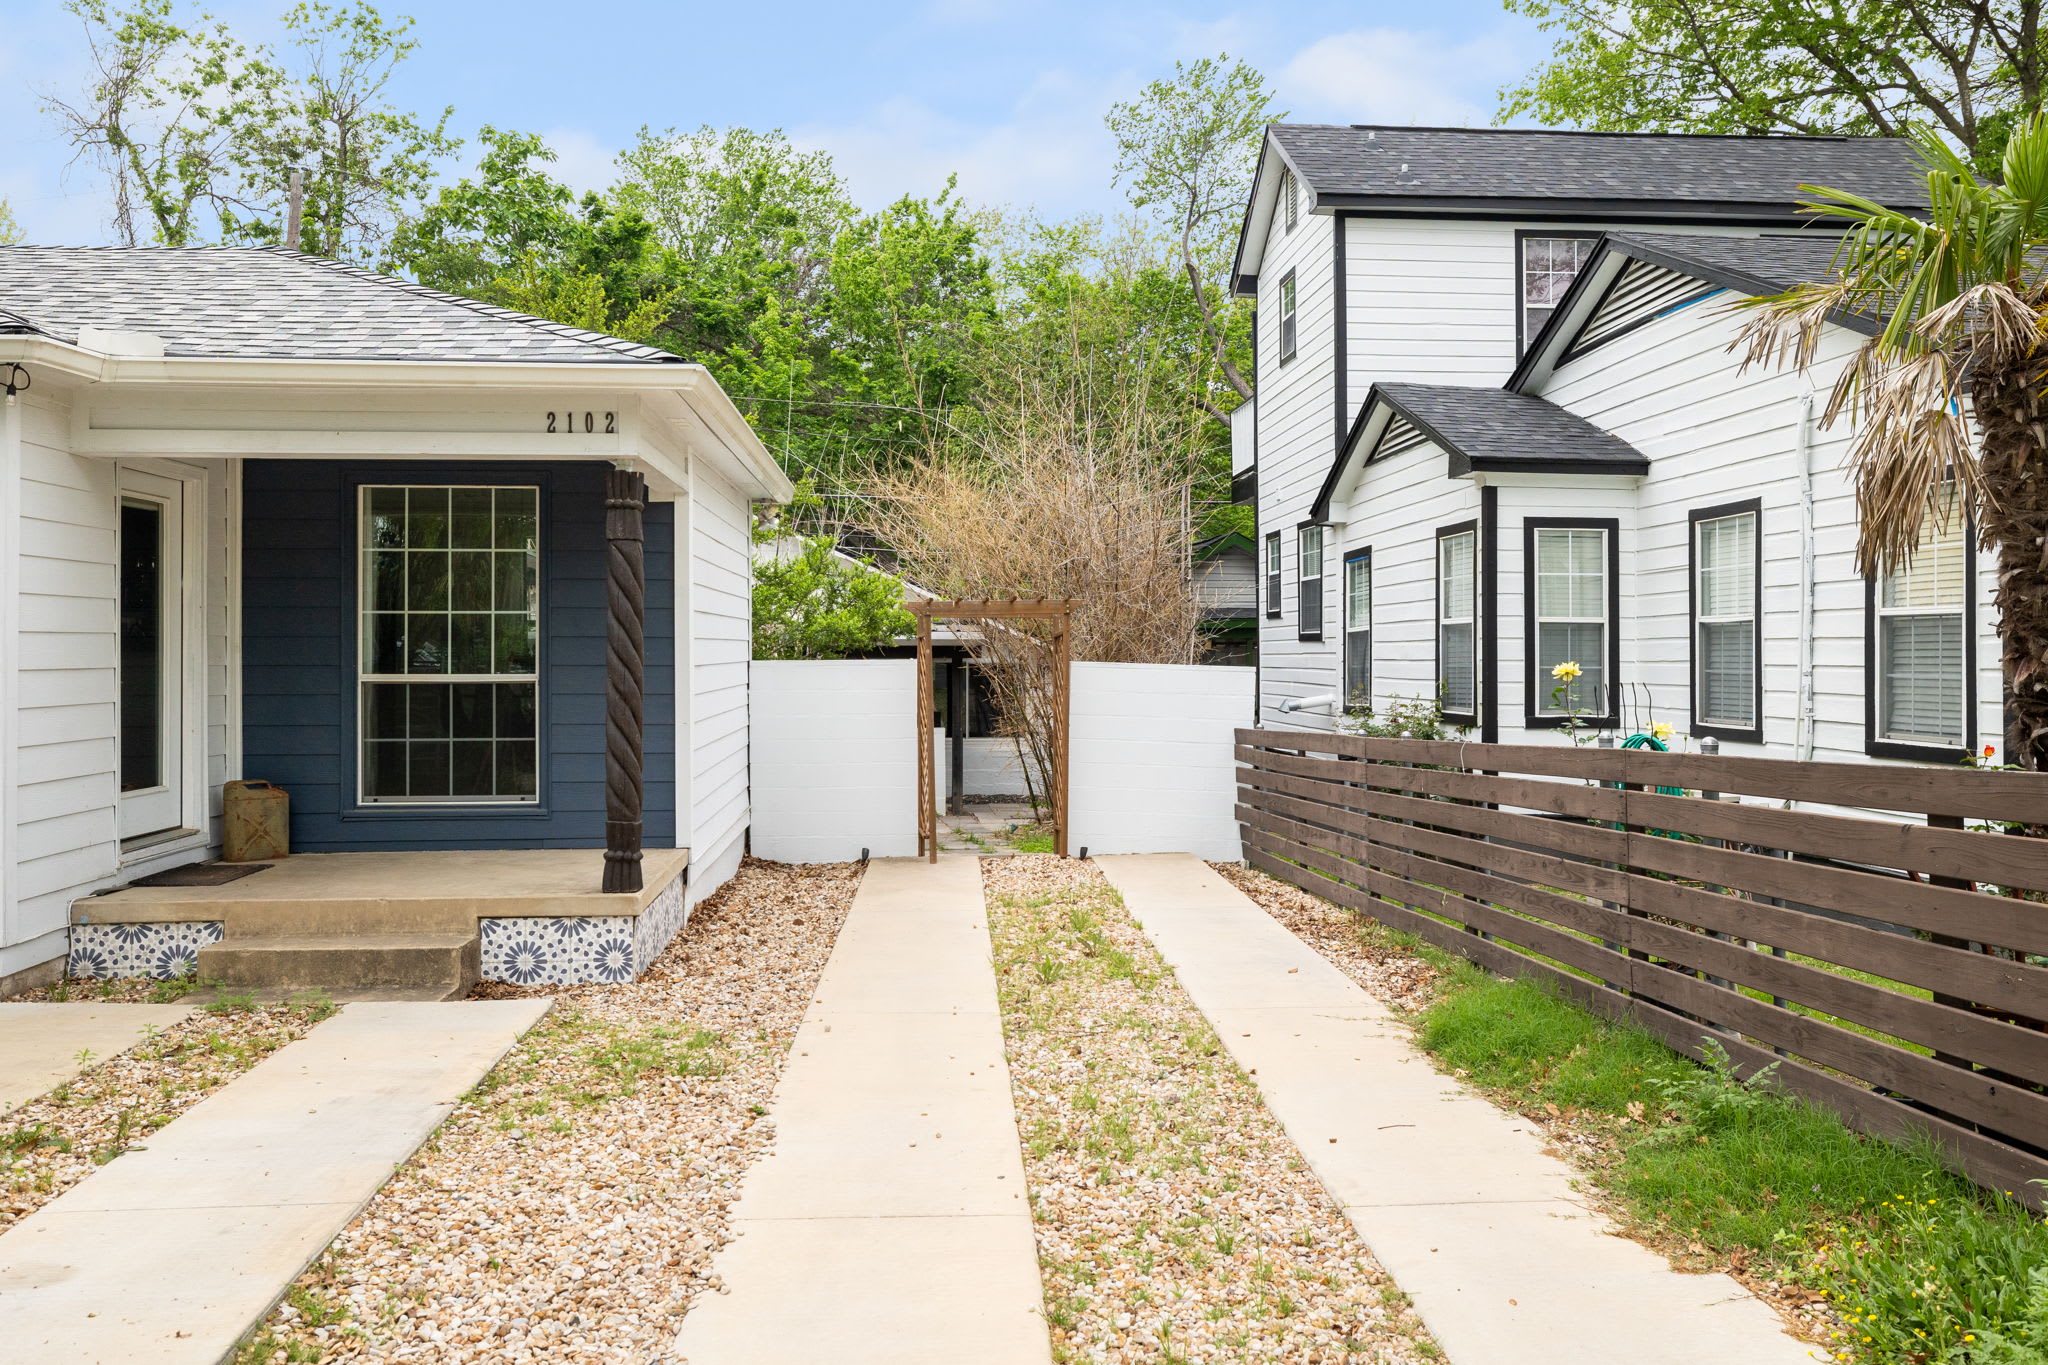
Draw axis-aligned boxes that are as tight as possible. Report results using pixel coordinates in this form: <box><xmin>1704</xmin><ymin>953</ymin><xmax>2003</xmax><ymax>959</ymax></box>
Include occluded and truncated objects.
<box><xmin>1236</xmin><ymin>728</ymin><xmax>2048</xmax><ymax>1209</ymax></box>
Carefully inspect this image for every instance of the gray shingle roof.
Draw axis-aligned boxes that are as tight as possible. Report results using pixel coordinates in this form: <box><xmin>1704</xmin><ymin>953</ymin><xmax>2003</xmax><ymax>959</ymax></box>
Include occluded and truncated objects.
<box><xmin>0</xmin><ymin>246</ymin><xmax>683</xmax><ymax>364</ymax></box>
<box><xmin>1374</xmin><ymin>383</ymin><xmax>1649</xmax><ymax>472</ymax></box>
<box><xmin>1604</xmin><ymin>230</ymin><xmax>1851</xmax><ymax>298</ymax></box>
<box><xmin>1314</xmin><ymin>381</ymin><xmax>1648</xmax><ymax>519</ymax></box>
<box><xmin>1271</xmin><ymin>125</ymin><xmax>1928</xmax><ymax>211</ymax></box>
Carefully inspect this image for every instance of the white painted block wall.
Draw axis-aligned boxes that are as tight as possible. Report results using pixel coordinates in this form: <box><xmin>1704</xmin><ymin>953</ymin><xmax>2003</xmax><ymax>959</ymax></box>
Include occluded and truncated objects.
<box><xmin>963</xmin><ymin>736</ymin><xmax>1036</xmax><ymax>797</ymax></box>
<box><xmin>1068</xmin><ymin>662</ymin><xmax>1254</xmax><ymax>862</ymax></box>
<box><xmin>749</xmin><ymin>660</ymin><xmax>919</xmax><ymax>862</ymax></box>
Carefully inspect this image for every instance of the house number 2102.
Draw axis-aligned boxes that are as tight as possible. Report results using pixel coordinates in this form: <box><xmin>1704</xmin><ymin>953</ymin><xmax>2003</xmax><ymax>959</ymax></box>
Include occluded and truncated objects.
<box><xmin>546</xmin><ymin>411</ymin><xmax>616</xmax><ymax>434</ymax></box>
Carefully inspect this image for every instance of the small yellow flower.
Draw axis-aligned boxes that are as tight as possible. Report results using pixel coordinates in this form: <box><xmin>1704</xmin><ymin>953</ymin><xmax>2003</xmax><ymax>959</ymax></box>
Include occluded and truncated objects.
<box><xmin>1551</xmin><ymin>660</ymin><xmax>1582</xmax><ymax>682</ymax></box>
<box><xmin>1650</xmin><ymin>721</ymin><xmax>1674</xmax><ymax>741</ymax></box>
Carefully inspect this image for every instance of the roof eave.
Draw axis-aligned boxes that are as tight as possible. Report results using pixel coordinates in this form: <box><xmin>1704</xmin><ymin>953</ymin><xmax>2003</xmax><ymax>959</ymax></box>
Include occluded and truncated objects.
<box><xmin>1314</xmin><ymin>194</ymin><xmax>1865</xmax><ymax>225</ymax></box>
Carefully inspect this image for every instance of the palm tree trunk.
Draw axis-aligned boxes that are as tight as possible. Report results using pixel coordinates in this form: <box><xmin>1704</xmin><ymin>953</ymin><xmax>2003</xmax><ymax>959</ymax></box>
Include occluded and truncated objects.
<box><xmin>1969</xmin><ymin>359</ymin><xmax>2048</xmax><ymax>769</ymax></box>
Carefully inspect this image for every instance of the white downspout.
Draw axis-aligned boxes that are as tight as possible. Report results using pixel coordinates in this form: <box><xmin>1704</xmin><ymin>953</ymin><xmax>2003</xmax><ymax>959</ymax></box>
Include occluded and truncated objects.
<box><xmin>0</xmin><ymin>379</ymin><xmax>21</xmax><ymax>947</ymax></box>
<box><xmin>1793</xmin><ymin>390</ymin><xmax>1818</xmax><ymax>770</ymax></box>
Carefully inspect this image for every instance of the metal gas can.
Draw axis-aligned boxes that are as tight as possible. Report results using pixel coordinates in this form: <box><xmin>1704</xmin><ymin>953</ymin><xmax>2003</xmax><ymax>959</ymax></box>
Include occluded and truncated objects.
<box><xmin>222</xmin><ymin>779</ymin><xmax>289</xmax><ymax>862</ymax></box>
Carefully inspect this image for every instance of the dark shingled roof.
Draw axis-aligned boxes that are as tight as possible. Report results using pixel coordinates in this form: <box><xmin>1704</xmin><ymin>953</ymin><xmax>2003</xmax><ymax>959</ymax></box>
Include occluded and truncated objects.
<box><xmin>1270</xmin><ymin>125</ymin><xmax>1928</xmax><ymax>212</ymax></box>
<box><xmin>0</xmin><ymin>246</ymin><xmax>684</xmax><ymax>364</ymax></box>
<box><xmin>1603</xmin><ymin>230</ymin><xmax>1851</xmax><ymax>299</ymax></box>
<box><xmin>1373</xmin><ymin>383</ymin><xmax>1650</xmax><ymax>473</ymax></box>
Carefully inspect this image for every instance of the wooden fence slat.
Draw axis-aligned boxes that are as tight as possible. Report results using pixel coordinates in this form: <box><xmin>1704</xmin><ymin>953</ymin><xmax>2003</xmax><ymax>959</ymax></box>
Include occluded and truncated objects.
<box><xmin>1237</xmin><ymin>728</ymin><xmax>2048</xmax><ymax>824</ymax></box>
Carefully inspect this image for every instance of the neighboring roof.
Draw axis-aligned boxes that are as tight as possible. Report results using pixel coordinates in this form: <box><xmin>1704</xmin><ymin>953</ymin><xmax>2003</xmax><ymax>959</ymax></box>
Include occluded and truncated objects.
<box><xmin>1195</xmin><ymin>531</ymin><xmax>1256</xmax><ymax>560</ymax></box>
<box><xmin>1268</xmin><ymin>125</ymin><xmax>1928</xmax><ymax>215</ymax></box>
<box><xmin>1311</xmin><ymin>381</ymin><xmax>1649</xmax><ymax>520</ymax></box>
<box><xmin>0</xmin><ymin>246</ymin><xmax>684</xmax><ymax>365</ymax></box>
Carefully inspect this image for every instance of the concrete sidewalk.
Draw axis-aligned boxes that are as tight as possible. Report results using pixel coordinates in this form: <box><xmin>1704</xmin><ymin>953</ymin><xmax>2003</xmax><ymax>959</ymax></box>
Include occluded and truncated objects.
<box><xmin>0</xmin><ymin>998</ymin><xmax>550</xmax><ymax>1364</ymax></box>
<box><xmin>1096</xmin><ymin>854</ymin><xmax>1817</xmax><ymax>1365</ymax></box>
<box><xmin>673</xmin><ymin>856</ymin><xmax>1050</xmax><ymax>1365</ymax></box>
<box><xmin>0</xmin><ymin>1003</ymin><xmax>195</xmax><ymax>1113</ymax></box>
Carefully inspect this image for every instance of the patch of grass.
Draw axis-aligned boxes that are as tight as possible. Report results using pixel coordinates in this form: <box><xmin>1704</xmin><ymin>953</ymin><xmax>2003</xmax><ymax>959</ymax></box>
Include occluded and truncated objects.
<box><xmin>1409</xmin><ymin>969</ymin><xmax>2048</xmax><ymax>1363</ymax></box>
<box><xmin>1010</xmin><ymin>822</ymin><xmax>1057</xmax><ymax>854</ymax></box>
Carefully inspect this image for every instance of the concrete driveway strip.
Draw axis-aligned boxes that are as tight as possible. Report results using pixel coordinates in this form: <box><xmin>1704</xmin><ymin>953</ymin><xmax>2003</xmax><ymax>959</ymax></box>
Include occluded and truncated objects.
<box><xmin>0</xmin><ymin>1003</ymin><xmax>195</xmax><ymax>1113</ymax></box>
<box><xmin>1095</xmin><ymin>853</ymin><xmax>1818</xmax><ymax>1365</ymax></box>
<box><xmin>0</xmin><ymin>998</ymin><xmax>550</xmax><ymax>1365</ymax></box>
<box><xmin>673</xmin><ymin>856</ymin><xmax>1051</xmax><ymax>1365</ymax></box>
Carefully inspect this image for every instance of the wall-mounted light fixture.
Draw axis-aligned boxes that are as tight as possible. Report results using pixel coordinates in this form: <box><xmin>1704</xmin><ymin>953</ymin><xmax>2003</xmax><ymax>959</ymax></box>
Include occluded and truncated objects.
<box><xmin>2</xmin><ymin>363</ymin><xmax>28</xmax><ymax>404</ymax></box>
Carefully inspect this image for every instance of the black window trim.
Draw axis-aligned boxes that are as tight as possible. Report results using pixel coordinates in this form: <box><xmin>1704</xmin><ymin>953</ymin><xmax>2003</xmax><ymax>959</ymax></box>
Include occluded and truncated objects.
<box><xmin>1514</xmin><ymin>229</ymin><xmax>1602</xmax><ymax>362</ymax></box>
<box><xmin>1864</xmin><ymin>504</ymin><xmax>1977</xmax><ymax>763</ymax></box>
<box><xmin>1296</xmin><ymin>520</ymin><xmax>1328</xmax><ymax>642</ymax></box>
<box><xmin>1435</xmin><ymin>518</ymin><xmax>1480</xmax><ymax>726</ymax></box>
<box><xmin>1522</xmin><ymin>517</ymin><xmax>1621</xmax><ymax>730</ymax></box>
<box><xmin>1687</xmin><ymin>497</ymin><xmax>1764</xmax><ymax>744</ymax></box>
<box><xmin>1343</xmin><ymin>545</ymin><xmax>1371</xmax><ymax>712</ymax></box>
<box><xmin>1263</xmin><ymin>530</ymin><xmax>1282</xmax><ymax>618</ymax></box>
<box><xmin>1277</xmin><ymin>268</ymin><xmax>1298</xmax><ymax>364</ymax></box>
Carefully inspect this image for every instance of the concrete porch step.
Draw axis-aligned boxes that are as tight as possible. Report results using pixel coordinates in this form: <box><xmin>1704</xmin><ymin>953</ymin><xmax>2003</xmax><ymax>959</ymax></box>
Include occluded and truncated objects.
<box><xmin>199</xmin><ymin>932</ymin><xmax>479</xmax><ymax>1000</ymax></box>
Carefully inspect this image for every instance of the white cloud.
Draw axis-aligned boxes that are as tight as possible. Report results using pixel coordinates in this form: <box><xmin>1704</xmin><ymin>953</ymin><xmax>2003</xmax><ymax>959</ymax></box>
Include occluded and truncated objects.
<box><xmin>541</xmin><ymin>127</ymin><xmax>619</xmax><ymax>198</ymax></box>
<box><xmin>1276</xmin><ymin>27</ymin><xmax>1526</xmax><ymax>128</ymax></box>
<box><xmin>792</xmin><ymin>67</ymin><xmax>1128</xmax><ymax>217</ymax></box>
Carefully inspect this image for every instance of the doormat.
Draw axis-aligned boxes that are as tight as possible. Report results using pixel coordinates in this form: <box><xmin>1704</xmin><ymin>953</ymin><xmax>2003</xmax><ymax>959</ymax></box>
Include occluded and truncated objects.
<box><xmin>128</xmin><ymin>863</ymin><xmax>273</xmax><ymax>888</ymax></box>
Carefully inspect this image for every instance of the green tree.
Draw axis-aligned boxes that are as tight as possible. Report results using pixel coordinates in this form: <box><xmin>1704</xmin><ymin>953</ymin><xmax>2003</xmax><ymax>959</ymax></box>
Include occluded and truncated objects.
<box><xmin>384</xmin><ymin>126</ymin><xmax>582</xmax><ymax>293</ymax></box>
<box><xmin>1106</xmin><ymin>54</ymin><xmax>1277</xmax><ymax>417</ymax></box>
<box><xmin>1503</xmin><ymin>0</ymin><xmax>2048</xmax><ymax>169</ymax></box>
<box><xmin>1735</xmin><ymin>115</ymin><xmax>2048</xmax><ymax>766</ymax></box>
<box><xmin>0</xmin><ymin>200</ymin><xmax>21</xmax><ymax>245</ymax></box>
<box><xmin>752</xmin><ymin>536</ymin><xmax>916</xmax><ymax>660</ymax></box>
<box><xmin>46</xmin><ymin>0</ymin><xmax>454</xmax><ymax>257</ymax></box>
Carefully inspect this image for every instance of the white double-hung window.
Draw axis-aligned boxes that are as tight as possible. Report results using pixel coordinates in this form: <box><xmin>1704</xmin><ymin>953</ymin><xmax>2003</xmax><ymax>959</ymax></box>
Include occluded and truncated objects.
<box><xmin>1531</xmin><ymin>523</ymin><xmax>1611</xmax><ymax>720</ymax></box>
<box><xmin>1437</xmin><ymin>526</ymin><xmax>1477</xmax><ymax>719</ymax></box>
<box><xmin>1278</xmin><ymin>270</ymin><xmax>1298</xmax><ymax>362</ymax></box>
<box><xmin>1344</xmin><ymin>550</ymin><xmax>1371</xmax><ymax>709</ymax></box>
<box><xmin>1297</xmin><ymin>524</ymin><xmax>1326</xmax><ymax>639</ymax></box>
<box><xmin>359</xmin><ymin>485</ymin><xmax>540</xmax><ymax>803</ymax></box>
<box><xmin>1875</xmin><ymin>488</ymin><xmax>1968</xmax><ymax>750</ymax></box>
<box><xmin>1692</xmin><ymin>503</ymin><xmax>1758</xmax><ymax>736</ymax></box>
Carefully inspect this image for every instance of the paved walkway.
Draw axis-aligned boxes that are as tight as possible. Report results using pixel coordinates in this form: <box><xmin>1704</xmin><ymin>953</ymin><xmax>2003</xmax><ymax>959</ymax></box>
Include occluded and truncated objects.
<box><xmin>0</xmin><ymin>998</ymin><xmax>550</xmax><ymax>1364</ymax></box>
<box><xmin>935</xmin><ymin>802</ymin><xmax>1041</xmax><ymax>855</ymax></box>
<box><xmin>1096</xmin><ymin>854</ymin><xmax>1817</xmax><ymax>1365</ymax></box>
<box><xmin>673</xmin><ymin>856</ymin><xmax>1049</xmax><ymax>1365</ymax></box>
<box><xmin>0</xmin><ymin>1002</ymin><xmax>195</xmax><ymax>1113</ymax></box>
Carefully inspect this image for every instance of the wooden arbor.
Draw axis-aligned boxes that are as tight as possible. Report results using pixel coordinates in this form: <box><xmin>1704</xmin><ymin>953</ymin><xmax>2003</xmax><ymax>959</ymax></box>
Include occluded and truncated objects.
<box><xmin>908</xmin><ymin>599</ymin><xmax>1074</xmax><ymax>862</ymax></box>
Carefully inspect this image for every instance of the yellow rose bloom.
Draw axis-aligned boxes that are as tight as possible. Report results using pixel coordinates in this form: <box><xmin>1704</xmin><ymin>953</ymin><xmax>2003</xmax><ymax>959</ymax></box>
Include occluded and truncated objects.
<box><xmin>1550</xmin><ymin>660</ymin><xmax>1582</xmax><ymax>682</ymax></box>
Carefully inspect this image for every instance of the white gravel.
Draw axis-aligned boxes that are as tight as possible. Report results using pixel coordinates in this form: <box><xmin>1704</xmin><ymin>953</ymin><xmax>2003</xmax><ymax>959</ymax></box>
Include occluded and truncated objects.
<box><xmin>984</xmin><ymin>855</ymin><xmax>1437</xmax><ymax>1364</ymax></box>
<box><xmin>231</xmin><ymin>858</ymin><xmax>862</xmax><ymax>1365</ymax></box>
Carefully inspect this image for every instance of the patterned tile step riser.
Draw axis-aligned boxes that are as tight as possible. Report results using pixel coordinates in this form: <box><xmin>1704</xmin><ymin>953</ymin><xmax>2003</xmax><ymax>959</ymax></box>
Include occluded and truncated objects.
<box><xmin>69</xmin><ymin>877</ymin><xmax>690</xmax><ymax>986</ymax></box>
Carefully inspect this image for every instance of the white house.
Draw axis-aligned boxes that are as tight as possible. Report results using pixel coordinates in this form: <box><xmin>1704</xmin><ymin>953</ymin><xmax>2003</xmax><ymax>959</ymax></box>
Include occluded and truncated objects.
<box><xmin>0</xmin><ymin>246</ymin><xmax>791</xmax><ymax>994</ymax></box>
<box><xmin>1233</xmin><ymin>126</ymin><xmax>1987</xmax><ymax>767</ymax></box>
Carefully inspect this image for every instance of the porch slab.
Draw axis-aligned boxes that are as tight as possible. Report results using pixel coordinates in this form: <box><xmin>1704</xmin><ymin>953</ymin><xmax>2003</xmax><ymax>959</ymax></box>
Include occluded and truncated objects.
<box><xmin>73</xmin><ymin>847</ymin><xmax>689</xmax><ymax>933</ymax></box>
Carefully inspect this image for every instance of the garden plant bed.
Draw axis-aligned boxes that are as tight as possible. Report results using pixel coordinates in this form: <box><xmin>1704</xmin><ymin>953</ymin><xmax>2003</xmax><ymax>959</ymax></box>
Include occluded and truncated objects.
<box><xmin>1214</xmin><ymin>860</ymin><xmax>2048</xmax><ymax>1365</ymax></box>
<box><xmin>984</xmin><ymin>855</ymin><xmax>1437</xmax><ymax>1364</ymax></box>
<box><xmin>3</xmin><ymin>991</ymin><xmax>333</xmax><ymax>1233</ymax></box>
<box><xmin>230</xmin><ymin>858</ymin><xmax>862</xmax><ymax>1365</ymax></box>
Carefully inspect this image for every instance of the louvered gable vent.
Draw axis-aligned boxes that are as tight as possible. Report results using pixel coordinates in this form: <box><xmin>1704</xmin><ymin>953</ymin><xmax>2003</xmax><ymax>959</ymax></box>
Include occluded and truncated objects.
<box><xmin>1565</xmin><ymin>259</ymin><xmax>1718</xmax><ymax>361</ymax></box>
<box><xmin>1372</xmin><ymin>416</ymin><xmax>1428</xmax><ymax>461</ymax></box>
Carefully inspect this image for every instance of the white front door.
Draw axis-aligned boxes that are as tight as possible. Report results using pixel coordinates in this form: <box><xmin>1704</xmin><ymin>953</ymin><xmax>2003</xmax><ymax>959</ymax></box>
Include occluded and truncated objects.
<box><xmin>118</xmin><ymin>471</ymin><xmax>186</xmax><ymax>840</ymax></box>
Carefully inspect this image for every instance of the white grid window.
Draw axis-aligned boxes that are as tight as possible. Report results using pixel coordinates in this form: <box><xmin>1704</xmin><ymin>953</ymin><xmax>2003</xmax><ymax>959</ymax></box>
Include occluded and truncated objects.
<box><xmin>1438</xmin><ymin>530</ymin><xmax>1477</xmax><ymax>716</ymax></box>
<box><xmin>1344</xmin><ymin>552</ymin><xmax>1371</xmax><ymax>708</ymax></box>
<box><xmin>1877</xmin><ymin>488</ymin><xmax>1967</xmax><ymax>746</ymax></box>
<box><xmin>1298</xmin><ymin>525</ymin><xmax>1325</xmax><ymax>637</ymax></box>
<box><xmin>1279</xmin><ymin>271</ymin><xmax>1298</xmax><ymax>362</ymax></box>
<box><xmin>359</xmin><ymin>485</ymin><xmax>540</xmax><ymax>803</ymax></box>
<box><xmin>1521</xmin><ymin>236</ymin><xmax>1597</xmax><ymax>343</ymax></box>
<box><xmin>1265</xmin><ymin>531</ymin><xmax>1282</xmax><ymax>616</ymax></box>
<box><xmin>1533</xmin><ymin>527</ymin><xmax>1608</xmax><ymax>716</ymax></box>
<box><xmin>1694</xmin><ymin>510</ymin><xmax>1756</xmax><ymax>730</ymax></box>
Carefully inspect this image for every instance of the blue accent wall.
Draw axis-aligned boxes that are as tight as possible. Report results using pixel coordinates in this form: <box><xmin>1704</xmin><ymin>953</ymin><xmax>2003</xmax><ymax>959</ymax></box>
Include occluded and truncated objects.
<box><xmin>241</xmin><ymin>460</ymin><xmax>675</xmax><ymax>851</ymax></box>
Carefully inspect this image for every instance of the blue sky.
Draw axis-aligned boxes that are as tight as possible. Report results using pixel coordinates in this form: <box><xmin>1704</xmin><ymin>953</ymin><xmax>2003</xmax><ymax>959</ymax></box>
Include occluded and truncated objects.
<box><xmin>0</xmin><ymin>0</ymin><xmax>1549</xmax><ymax>244</ymax></box>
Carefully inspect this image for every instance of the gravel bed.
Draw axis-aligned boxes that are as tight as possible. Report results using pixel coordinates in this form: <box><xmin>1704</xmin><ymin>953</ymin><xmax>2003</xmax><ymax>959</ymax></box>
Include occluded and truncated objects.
<box><xmin>985</xmin><ymin>856</ymin><xmax>1436</xmax><ymax>1364</ymax></box>
<box><xmin>3</xmin><ymin>994</ymin><xmax>332</xmax><ymax>1232</ymax></box>
<box><xmin>232</xmin><ymin>858</ymin><xmax>861</xmax><ymax>1365</ymax></box>
<box><xmin>1208</xmin><ymin>863</ymin><xmax>1443</xmax><ymax>1013</ymax></box>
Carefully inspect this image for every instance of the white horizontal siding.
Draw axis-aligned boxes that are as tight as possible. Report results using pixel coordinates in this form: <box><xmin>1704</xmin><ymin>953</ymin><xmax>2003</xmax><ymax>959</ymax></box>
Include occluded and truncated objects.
<box><xmin>688</xmin><ymin>459</ymin><xmax>753</xmax><ymax>901</ymax></box>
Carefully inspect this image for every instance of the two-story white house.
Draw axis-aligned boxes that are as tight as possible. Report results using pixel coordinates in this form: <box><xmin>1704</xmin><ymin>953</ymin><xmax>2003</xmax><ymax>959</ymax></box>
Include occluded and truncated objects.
<box><xmin>1235</xmin><ymin>125</ymin><xmax>1992</xmax><ymax>768</ymax></box>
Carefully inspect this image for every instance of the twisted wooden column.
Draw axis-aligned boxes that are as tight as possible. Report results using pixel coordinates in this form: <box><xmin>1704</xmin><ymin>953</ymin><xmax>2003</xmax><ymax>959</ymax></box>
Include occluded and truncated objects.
<box><xmin>603</xmin><ymin>468</ymin><xmax>647</xmax><ymax>894</ymax></box>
